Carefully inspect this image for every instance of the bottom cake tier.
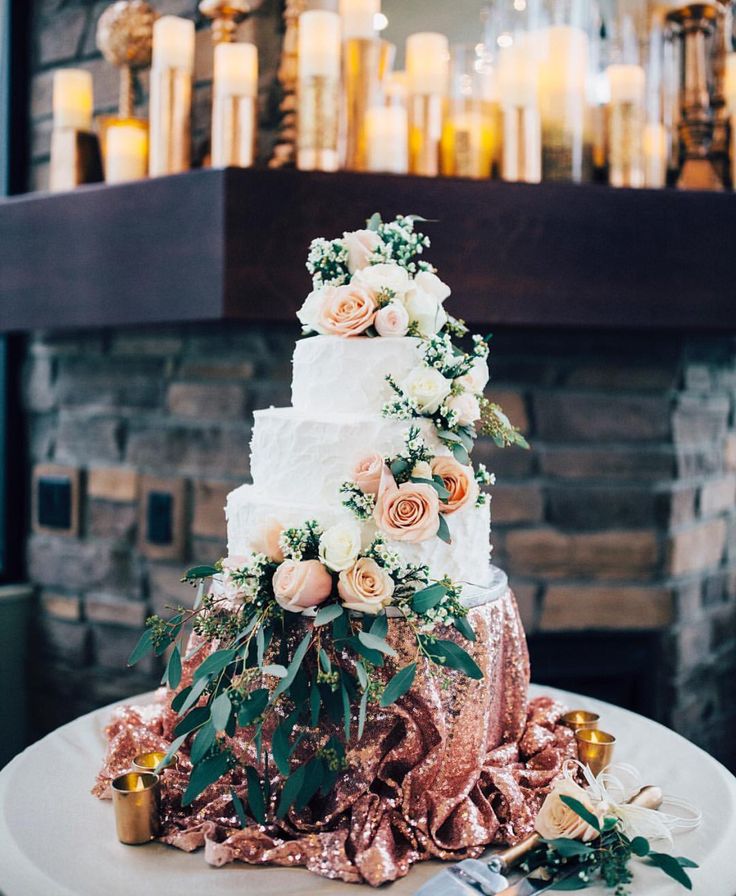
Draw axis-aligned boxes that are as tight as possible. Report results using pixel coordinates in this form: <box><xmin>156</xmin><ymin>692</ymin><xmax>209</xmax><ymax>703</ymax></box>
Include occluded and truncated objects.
<box><xmin>95</xmin><ymin>583</ymin><xmax>576</xmax><ymax>887</ymax></box>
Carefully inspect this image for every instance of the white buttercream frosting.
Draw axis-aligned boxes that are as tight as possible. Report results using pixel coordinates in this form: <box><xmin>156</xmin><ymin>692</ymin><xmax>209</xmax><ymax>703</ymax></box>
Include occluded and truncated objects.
<box><xmin>292</xmin><ymin>335</ymin><xmax>423</xmax><ymax>415</ymax></box>
<box><xmin>226</xmin><ymin>483</ymin><xmax>493</xmax><ymax>588</ymax></box>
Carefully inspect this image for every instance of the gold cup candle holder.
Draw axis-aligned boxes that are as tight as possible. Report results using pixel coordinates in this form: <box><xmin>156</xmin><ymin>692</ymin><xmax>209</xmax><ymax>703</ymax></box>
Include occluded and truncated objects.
<box><xmin>408</xmin><ymin>94</ymin><xmax>444</xmax><ymax>177</ymax></box>
<box><xmin>211</xmin><ymin>42</ymin><xmax>259</xmax><ymax>169</ymax></box>
<box><xmin>561</xmin><ymin>709</ymin><xmax>601</xmax><ymax>732</ymax></box>
<box><xmin>576</xmin><ymin>729</ymin><xmax>616</xmax><ymax>776</ymax></box>
<box><xmin>343</xmin><ymin>38</ymin><xmax>392</xmax><ymax>171</ymax></box>
<box><xmin>112</xmin><ymin>772</ymin><xmax>161</xmax><ymax>845</ymax></box>
<box><xmin>132</xmin><ymin>751</ymin><xmax>168</xmax><ymax>773</ymax></box>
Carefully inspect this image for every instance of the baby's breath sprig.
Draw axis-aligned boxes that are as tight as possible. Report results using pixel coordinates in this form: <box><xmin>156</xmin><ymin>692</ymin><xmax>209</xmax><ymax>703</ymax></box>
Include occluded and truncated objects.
<box><xmin>339</xmin><ymin>481</ymin><xmax>376</xmax><ymax>520</ymax></box>
<box><xmin>306</xmin><ymin>237</ymin><xmax>350</xmax><ymax>287</ymax></box>
<box><xmin>278</xmin><ymin>520</ymin><xmax>323</xmax><ymax>561</ymax></box>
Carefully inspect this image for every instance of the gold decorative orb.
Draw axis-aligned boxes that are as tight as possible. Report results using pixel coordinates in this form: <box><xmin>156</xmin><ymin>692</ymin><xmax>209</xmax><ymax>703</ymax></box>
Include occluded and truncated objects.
<box><xmin>96</xmin><ymin>1</ymin><xmax>155</xmax><ymax>70</ymax></box>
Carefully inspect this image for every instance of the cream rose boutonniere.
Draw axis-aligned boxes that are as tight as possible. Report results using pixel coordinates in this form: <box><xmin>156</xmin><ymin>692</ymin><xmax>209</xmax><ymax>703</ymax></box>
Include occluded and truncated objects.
<box><xmin>535</xmin><ymin>781</ymin><xmax>605</xmax><ymax>843</ymax></box>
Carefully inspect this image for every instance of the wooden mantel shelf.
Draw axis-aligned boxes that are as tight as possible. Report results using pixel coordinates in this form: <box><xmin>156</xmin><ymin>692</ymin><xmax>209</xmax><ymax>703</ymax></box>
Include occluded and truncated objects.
<box><xmin>1</xmin><ymin>167</ymin><xmax>735</xmax><ymax>332</ymax></box>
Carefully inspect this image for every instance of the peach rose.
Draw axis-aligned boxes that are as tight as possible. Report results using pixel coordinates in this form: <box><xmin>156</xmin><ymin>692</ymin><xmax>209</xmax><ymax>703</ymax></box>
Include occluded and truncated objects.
<box><xmin>374</xmin><ymin>480</ymin><xmax>440</xmax><ymax>543</ymax></box>
<box><xmin>353</xmin><ymin>454</ymin><xmax>386</xmax><ymax>497</ymax></box>
<box><xmin>535</xmin><ymin>781</ymin><xmax>604</xmax><ymax>842</ymax></box>
<box><xmin>251</xmin><ymin>517</ymin><xmax>285</xmax><ymax>562</ymax></box>
<box><xmin>447</xmin><ymin>391</ymin><xmax>481</xmax><ymax>426</ymax></box>
<box><xmin>272</xmin><ymin>559</ymin><xmax>333</xmax><ymax>612</ymax></box>
<box><xmin>375</xmin><ymin>302</ymin><xmax>409</xmax><ymax>337</ymax></box>
<box><xmin>343</xmin><ymin>229</ymin><xmax>382</xmax><ymax>274</ymax></box>
<box><xmin>431</xmin><ymin>456</ymin><xmax>479</xmax><ymax>514</ymax></box>
<box><xmin>338</xmin><ymin>557</ymin><xmax>395</xmax><ymax>614</ymax></box>
<box><xmin>318</xmin><ymin>284</ymin><xmax>377</xmax><ymax>337</ymax></box>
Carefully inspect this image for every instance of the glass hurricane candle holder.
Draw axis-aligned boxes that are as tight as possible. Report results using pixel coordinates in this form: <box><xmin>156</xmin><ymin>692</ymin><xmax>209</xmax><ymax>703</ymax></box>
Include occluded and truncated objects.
<box><xmin>104</xmin><ymin>118</ymin><xmax>148</xmax><ymax>184</ymax></box>
<box><xmin>607</xmin><ymin>63</ymin><xmax>646</xmax><ymax>187</ymax></box>
<box><xmin>211</xmin><ymin>42</ymin><xmax>259</xmax><ymax>168</ymax></box>
<box><xmin>406</xmin><ymin>32</ymin><xmax>449</xmax><ymax>176</ymax></box>
<box><xmin>498</xmin><ymin>40</ymin><xmax>542</xmax><ymax>183</ymax></box>
<box><xmin>297</xmin><ymin>10</ymin><xmax>342</xmax><ymax>171</ymax></box>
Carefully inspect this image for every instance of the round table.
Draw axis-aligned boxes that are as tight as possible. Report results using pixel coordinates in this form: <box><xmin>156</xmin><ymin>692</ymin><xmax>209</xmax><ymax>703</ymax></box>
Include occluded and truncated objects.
<box><xmin>1</xmin><ymin>686</ymin><xmax>735</xmax><ymax>896</ymax></box>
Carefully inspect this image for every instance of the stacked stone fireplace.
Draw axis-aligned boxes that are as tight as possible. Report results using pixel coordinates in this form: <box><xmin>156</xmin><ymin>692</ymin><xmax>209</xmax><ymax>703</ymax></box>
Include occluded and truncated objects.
<box><xmin>16</xmin><ymin>0</ymin><xmax>736</xmax><ymax>771</ymax></box>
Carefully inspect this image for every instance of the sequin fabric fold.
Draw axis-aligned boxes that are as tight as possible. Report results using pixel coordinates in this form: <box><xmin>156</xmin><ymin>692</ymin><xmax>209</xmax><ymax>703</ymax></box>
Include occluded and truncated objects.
<box><xmin>94</xmin><ymin>589</ymin><xmax>576</xmax><ymax>886</ymax></box>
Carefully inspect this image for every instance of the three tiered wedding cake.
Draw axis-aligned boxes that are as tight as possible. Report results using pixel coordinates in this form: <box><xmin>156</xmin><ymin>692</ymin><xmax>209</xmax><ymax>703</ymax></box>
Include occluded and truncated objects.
<box><xmin>96</xmin><ymin>214</ymin><xmax>574</xmax><ymax>886</ymax></box>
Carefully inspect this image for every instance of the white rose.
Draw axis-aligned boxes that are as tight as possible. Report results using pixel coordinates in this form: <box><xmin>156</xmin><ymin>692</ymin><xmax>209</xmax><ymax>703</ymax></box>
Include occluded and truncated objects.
<box><xmin>342</xmin><ymin>229</ymin><xmax>382</xmax><ymax>274</ymax></box>
<box><xmin>297</xmin><ymin>286</ymin><xmax>330</xmax><ymax>334</ymax></box>
<box><xmin>405</xmin><ymin>287</ymin><xmax>448</xmax><ymax>337</ymax></box>
<box><xmin>402</xmin><ymin>366</ymin><xmax>452</xmax><ymax>414</ymax></box>
<box><xmin>447</xmin><ymin>392</ymin><xmax>481</xmax><ymax>426</ymax></box>
<box><xmin>411</xmin><ymin>461</ymin><xmax>433</xmax><ymax>480</ymax></box>
<box><xmin>318</xmin><ymin>521</ymin><xmax>363</xmax><ymax>572</ymax></box>
<box><xmin>457</xmin><ymin>357</ymin><xmax>490</xmax><ymax>394</ymax></box>
<box><xmin>354</xmin><ymin>262</ymin><xmax>411</xmax><ymax>301</ymax></box>
<box><xmin>375</xmin><ymin>302</ymin><xmax>410</xmax><ymax>337</ymax></box>
<box><xmin>414</xmin><ymin>270</ymin><xmax>451</xmax><ymax>304</ymax></box>
<box><xmin>535</xmin><ymin>781</ymin><xmax>604</xmax><ymax>843</ymax></box>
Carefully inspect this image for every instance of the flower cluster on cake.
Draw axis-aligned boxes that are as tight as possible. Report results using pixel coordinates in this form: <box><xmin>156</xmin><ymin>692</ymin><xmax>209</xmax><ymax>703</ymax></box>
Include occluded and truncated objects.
<box><xmin>95</xmin><ymin>214</ymin><xmax>575</xmax><ymax>886</ymax></box>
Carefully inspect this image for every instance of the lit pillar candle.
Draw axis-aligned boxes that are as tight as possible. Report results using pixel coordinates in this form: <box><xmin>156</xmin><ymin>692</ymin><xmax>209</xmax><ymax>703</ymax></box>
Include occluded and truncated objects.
<box><xmin>105</xmin><ymin>121</ymin><xmax>148</xmax><ymax>183</ymax></box>
<box><xmin>297</xmin><ymin>10</ymin><xmax>341</xmax><ymax>171</ymax></box>
<box><xmin>339</xmin><ymin>0</ymin><xmax>378</xmax><ymax>40</ymax></box>
<box><xmin>149</xmin><ymin>16</ymin><xmax>195</xmax><ymax>177</ymax></box>
<box><xmin>607</xmin><ymin>63</ymin><xmax>646</xmax><ymax>188</ymax></box>
<box><xmin>212</xmin><ymin>42</ymin><xmax>259</xmax><ymax>168</ymax></box>
<box><xmin>406</xmin><ymin>32</ymin><xmax>448</xmax><ymax>176</ymax></box>
<box><xmin>53</xmin><ymin>69</ymin><xmax>93</xmax><ymax>131</ymax></box>
<box><xmin>365</xmin><ymin>105</ymin><xmax>408</xmax><ymax>173</ymax></box>
<box><xmin>498</xmin><ymin>44</ymin><xmax>541</xmax><ymax>183</ymax></box>
<box><xmin>537</xmin><ymin>25</ymin><xmax>592</xmax><ymax>183</ymax></box>
<box><xmin>643</xmin><ymin>121</ymin><xmax>668</xmax><ymax>188</ymax></box>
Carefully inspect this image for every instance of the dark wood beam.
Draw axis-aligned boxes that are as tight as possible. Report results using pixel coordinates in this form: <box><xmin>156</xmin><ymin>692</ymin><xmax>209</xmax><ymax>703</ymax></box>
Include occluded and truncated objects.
<box><xmin>1</xmin><ymin>167</ymin><xmax>735</xmax><ymax>332</ymax></box>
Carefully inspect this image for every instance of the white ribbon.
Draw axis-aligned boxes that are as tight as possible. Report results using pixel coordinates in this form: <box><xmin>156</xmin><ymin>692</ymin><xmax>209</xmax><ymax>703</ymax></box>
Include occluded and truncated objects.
<box><xmin>560</xmin><ymin>759</ymin><xmax>702</xmax><ymax>845</ymax></box>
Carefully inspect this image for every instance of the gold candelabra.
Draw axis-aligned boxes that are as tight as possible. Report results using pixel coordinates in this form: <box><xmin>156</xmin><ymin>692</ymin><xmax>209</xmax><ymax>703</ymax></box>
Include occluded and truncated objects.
<box><xmin>199</xmin><ymin>0</ymin><xmax>257</xmax><ymax>43</ymax></box>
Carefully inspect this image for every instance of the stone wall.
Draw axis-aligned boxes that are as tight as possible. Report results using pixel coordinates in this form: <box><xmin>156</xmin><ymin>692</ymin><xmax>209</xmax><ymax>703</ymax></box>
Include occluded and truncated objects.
<box><xmin>23</xmin><ymin>325</ymin><xmax>736</xmax><ymax>769</ymax></box>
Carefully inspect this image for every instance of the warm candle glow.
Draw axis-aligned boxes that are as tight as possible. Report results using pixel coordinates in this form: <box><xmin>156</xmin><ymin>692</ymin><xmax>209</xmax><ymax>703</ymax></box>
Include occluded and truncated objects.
<box><xmin>298</xmin><ymin>10</ymin><xmax>341</xmax><ymax>79</ymax></box>
<box><xmin>607</xmin><ymin>64</ymin><xmax>646</xmax><ymax>105</ymax></box>
<box><xmin>340</xmin><ymin>0</ymin><xmax>379</xmax><ymax>40</ymax></box>
<box><xmin>365</xmin><ymin>105</ymin><xmax>408</xmax><ymax>173</ymax></box>
<box><xmin>406</xmin><ymin>32</ymin><xmax>449</xmax><ymax>96</ymax></box>
<box><xmin>537</xmin><ymin>25</ymin><xmax>588</xmax><ymax>94</ymax></box>
<box><xmin>725</xmin><ymin>53</ymin><xmax>736</xmax><ymax>113</ymax></box>
<box><xmin>53</xmin><ymin>69</ymin><xmax>93</xmax><ymax>131</ymax></box>
<box><xmin>498</xmin><ymin>44</ymin><xmax>538</xmax><ymax>108</ymax></box>
<box><xmin>106</xmin><ymin>122</ymin><xmax>148</xmax><ymax>184</ymax></box>
<box><xmin>152</xmin><ymin>16</ymin><xmax>195</xmax><ymax>73</ymax></box>
<box><xmin>643</xmin><ymin>121</ymin><xmax>668</xmax><ymax>187</ymax></box>
<box><xmin>214</xmin><ymin>42</ymin><xmax>258</xmax><ymax>98</ymax></box>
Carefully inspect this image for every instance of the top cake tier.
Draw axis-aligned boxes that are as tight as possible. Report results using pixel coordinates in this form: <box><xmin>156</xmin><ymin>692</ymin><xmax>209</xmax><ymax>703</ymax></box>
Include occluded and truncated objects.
<box><xmin>292</xmin><ymin>335</ymin><xmax>423</xmax><ymax>415</ymax></box>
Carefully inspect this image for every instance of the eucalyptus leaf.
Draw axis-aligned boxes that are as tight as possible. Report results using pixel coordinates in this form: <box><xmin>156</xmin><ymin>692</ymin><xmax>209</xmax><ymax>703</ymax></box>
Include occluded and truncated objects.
<box><xmin>166</xmin><ymin>644</ymin><xmax>182</xmax><ymax>690</ymax></box>
<box><xmin>437</xmin><ymin>515</ymin><xmax>452</xmax><ymax>544</ymax></box>
<box><xmin>559</xmin><ymin>795</ymin><xmax>601</xmax><ymax>832</ymax></box>
<box><xmin>182</xmin><ymin>751</ymin><xmax>231</xmax><ymax>807</ymax></box>
<box><xmin>128</xmin><ymin>628</ymin><xmax>154</xmax><ymax>666</ymax></box>
<box><xmin>647</xmin><ymin>853</ymin><xmax>694</xmax><ymax>889</ymax></box>
<box><xmin>390</xmin><ymin>458</ymin><xmax>410</xmax><ymax>479</ymax></box>
<box><xmin>272</xmin><ymin>717</ymin><xmax>294</xmax><ymax>777</ymax></box>
<box><xmin>184</xmin><ymin>565</ymin><xmax>219</xmax><ymax>580</ymax></box>
<box><xmin>549</xmin><ymin>877</ymin><xmax>588</xmax><ymax>891</ymax></box>
<box><xmin>340</xmin><ymin>677</ymin><xmax>351</xmax><ymax>741</ymax></box>
<box><xmin>238</xmin><ymin>688</ymin><xmax>269</xmax><ymax>726</ymax></box>
<box><xmin>358</xmin><ymin>630</ymin><xmax>397</xmax><ymax>657</ymax></box>
<box><xmin>380</xmin><ymin>663</ymin><xmax>417</xmax><ymax>707</ymax></box>
<box><xmin>177</xmin><ymin>676</ymin><xmax>209</xmax><ymax>716</ymax></box>
<box><xmin>358</xmin><ymin>689</ymin><xmax>368</xmax><ymax>739</ymax></box>
<box><xmin>346</xmin><ymin>635</ymin><xmax>384</xmax><ymax>666</ymax></box>
<box><xmin>411</xmin><ymin>477</ymin><xmax>451</xmax><ymax>500</ymax></box>
<box><xmin>411</xmin><ymin>583</ymin><xmax>447</xmax><ymax>614</ymax></box>
<box><xmin>194</xmin><ymin>648</ymin><xmax>236</xmax><ymax>681</ymax></box>
<box><xmin>190</xmin><ymin>722</ymin><xmax>217</xmax><ymax>764</ymax></box>
<box><xmin>155</xmin><ymin>734</ymin><xmax>186</xmax><ymax>772</ymax></box>
<box><xmin>370</xmin><ymin>613</ymin><xmax>388</xmax><ymax>639</ymax></box>
<box><xmin>210</xmin><ymin>691</ymin><xmax>232</xmax><ymax>733</ymax></box>
<box><xmin>295</xmin><ymin>758</ymin><xmax>324</xmax><ymax>811</ymax></box>
<box><xmin>230</xmin><ymin>788</ymin><xmax>248</xmax><ymax>829</ymax></box>
<box><xmin>262</xmin><ymin>664</ymin><xmax>288</xmax><ymax>678</ymax></box>
<box><xmin>276</xmin><ymin>764</ymin><xmax>307</xmax><ymax>819</ymax></box>
<box><xmin>355</xmin><ymin>660</ymin><xmax>368</xmax><ymax>690</ymax></box>
<box><xmin>310</xmin><ymin>681</ymin><xmax>321</xmax><ymax>726</ymax></box>
<box><xmin>452</xmin><ymin>616</ymin><xmax>477</xmax><ymax>642</ymax></box>
<box><xmin>314</xmin><ymin>604</ymin><xmax>343</xmax><ymax>626</ymax></box>
<box><xmin>319</xmin><ymin>648</ymin><xmax>332</xmax><ymax>673</ymax></box>
<box><xmin>245</xmin><ymin>766</ymin><xmax>266</xmax><ymax>824</ymax></box>
<box><xmin>173</xmin><ymin>705</ymin><xmax>210</xmax><ymax>738</ymax></box>
<box><xmin>256</xmin><ymin>626</ymin><xmax>265</xmax><ymax>666</ymax></box>
<box><xmin>630</xmin><ymin>836</ymin><xmax>650</xmax><ymax>857</ymax></box>
<box><xmin>676</xmin><ymin>858</ymin><xmax>699</xmax><ymax>869</ymax></box>
<box><xmin>451</xmin><ymin>442</ymin><xmax>470</xmax><ymax>465</ymax></box>
<box><xmin>428</xmin><ymin>639</ymin><xmax>482</xmax><ymax>679</ymax></box>
<box><xmin>171</xmin><ymin>685</ymin><xmax>192</xmax><ymax>714</ymax></box>
<box><xmin>544</xmin><ymin>838</ymin><xmax>595</xmax><ymax>858</ymax></box>
<box><xmin>273</xmin><ymin>632</ymin><xmax>313</xmax><ymax>699</ymax></box>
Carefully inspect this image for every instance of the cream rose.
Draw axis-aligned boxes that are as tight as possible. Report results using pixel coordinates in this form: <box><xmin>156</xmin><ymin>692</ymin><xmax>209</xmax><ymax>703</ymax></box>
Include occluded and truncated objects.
<box><xmin>272</xmin><ymin>559</ymin><xmax>333</xmax><ymax>612</ymax></box>
<box><xmin>457</xmin><ymin>357</ymin><xmax>490</xmax><ymax>394</ymax></box>
<box><xmin>375</xmin><ymin>302</ymin><xmax>409</xmax><ymax>337</ymax></box>
<box><xmin>354</xmin><ymin>262</ymin><xmax>411</xmax><ymax>301</ymax></box>
<box><xmin>535</xmin><ymin>781</ymin><xmax>604</xmax><ymax>843</ymax></box>
<box><xmin>448</xmin><ymin>391</ymin><xmax>481</xmax><ymax>426</ymax></box>
<box><xmin>296</xmin><ymin>286</ymin><xmax>332</xmax><ymax>334</ymax></box>
<box><xmin>414</xmin><ymin>270</ymin><xmax>451</xmax><ymax>303</ymax></box>
<box><xmin>353</xmin><ymin>453</ymin><xmax>385</xmax><ymax>497</ymax></box>
<box><xmin>411</xmin><ymin>460</ymin><xmax>433</xmax><ymax>480</ymax></box>
<box><xmin>337</xmin><ymin>557</ymin><xmax>395</xmax><ymax>613</ymax></box>
<box><xmin>318</xmin><ymin>284</ymin><xmax>377</xmax><ymax>337</ymax></box>
<box><xmin>250</xmin><ymin>517</ymin><xmax>285</xmax><ymax>562</ymax></box>
<box><xmin>318</xmin><ymin>521</ymin><xmax>362</xmax><ymax>572</ymax></box>
<box><xmin>375</xmin><ymin>480</ymin><xmax>440</xmax><ymax>543</ymax></box>
<box><xmin>404</xmin><ymin>287</ymin><xmax>448</xmax><ymax>337</ymax></box>
<box><xmin>431</xmin><ymin>456</ymin><xmax>479</xmax><ymax>514</ymax></box>
<box><xmin>342</xmin><ymin>229</ymin><xmax>381</xmax><ymax>274</ymax></box>
<box><xmin>401</xmin><ymin>366</ymin><xmax>452</xmax><ymax>414</ymax></box>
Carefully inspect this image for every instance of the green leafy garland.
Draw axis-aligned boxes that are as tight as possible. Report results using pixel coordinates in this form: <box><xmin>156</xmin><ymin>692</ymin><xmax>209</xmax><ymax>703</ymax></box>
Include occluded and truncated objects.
<box><xmin>128</xmin><ymin>522</ymin><xmax>480</xmax><ymax>817</ymax></box>
<box><xmin>524</xmin><ymin>795</ymin><xmax>698</xmax><ymax>893</ymax></box>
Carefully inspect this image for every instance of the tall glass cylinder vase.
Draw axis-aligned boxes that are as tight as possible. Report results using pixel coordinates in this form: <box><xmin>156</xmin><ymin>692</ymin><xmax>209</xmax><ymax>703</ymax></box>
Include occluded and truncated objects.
<box><xmin>537</xmin><ymin>0</ymin><xmax>593</xmax><ymax>182</ymax></box>
<box><xmin>643</xmin><ymin>18</ymin><xmax>668</xmax><ymax>188</ymax></box>
<box><xmin>297</xmin><ymin>10</ymin><xmax>342</xmax><ymax>172</ymax></box>
<box><xmin>406</xmin><ymin>32</ymin><xmax>449</xmax><ymax>176</ymax></box>
<box><xmin>441</xmin><ymin>44</ymin><xmax>497</xmax><ymax>179</ymax></box>
<box><xmin>497</xmin><ymin>41</ymin><xmax>542</xmax><ymax>182</ymax></box>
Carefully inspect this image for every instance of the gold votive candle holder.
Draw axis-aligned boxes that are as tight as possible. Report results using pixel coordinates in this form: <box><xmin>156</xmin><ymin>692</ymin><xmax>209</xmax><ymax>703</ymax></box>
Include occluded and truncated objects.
<box><xmin>576</xmin><ymin>729</ymin><xmax>616</xmax><ymax>776</ymax></box>
<box><xmin>112</xmin><ymin>771</ymin><xmax>160</xmax><ymax>845</ymax></box>
<box><xmin>132</xmin><ymin>751</ymin><xmax>168</xmax><ymax>773</ymax></box>
<box><xmin>561</xmin><ymin>709</ymin><xmax>601</xmax><ymax>732</ymax></box>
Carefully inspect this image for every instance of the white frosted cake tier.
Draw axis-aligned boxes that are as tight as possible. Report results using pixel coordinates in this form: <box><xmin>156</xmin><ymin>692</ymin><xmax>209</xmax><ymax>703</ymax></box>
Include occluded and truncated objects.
<box><xmin>250</xmin><ymin>407</ymin><xmax>447</xmax><ymax>506</ymax></box>
<box><xmin>226</xmin><ymin>483</ymin><xmax>493</xmax><ymax>588</ymax></box>
<box><xmin>292</xmin><ymin>335</ymin><xmax>423</xmax><ymax>415</ymax></box>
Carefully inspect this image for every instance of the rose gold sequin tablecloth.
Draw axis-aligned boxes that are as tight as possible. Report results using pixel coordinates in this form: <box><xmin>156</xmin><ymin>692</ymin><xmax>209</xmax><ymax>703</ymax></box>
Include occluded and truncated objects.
<box><xmin>91</xmin><ymin>588</ymin><xmax>576</xmax><ymax>886</ymax></box>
